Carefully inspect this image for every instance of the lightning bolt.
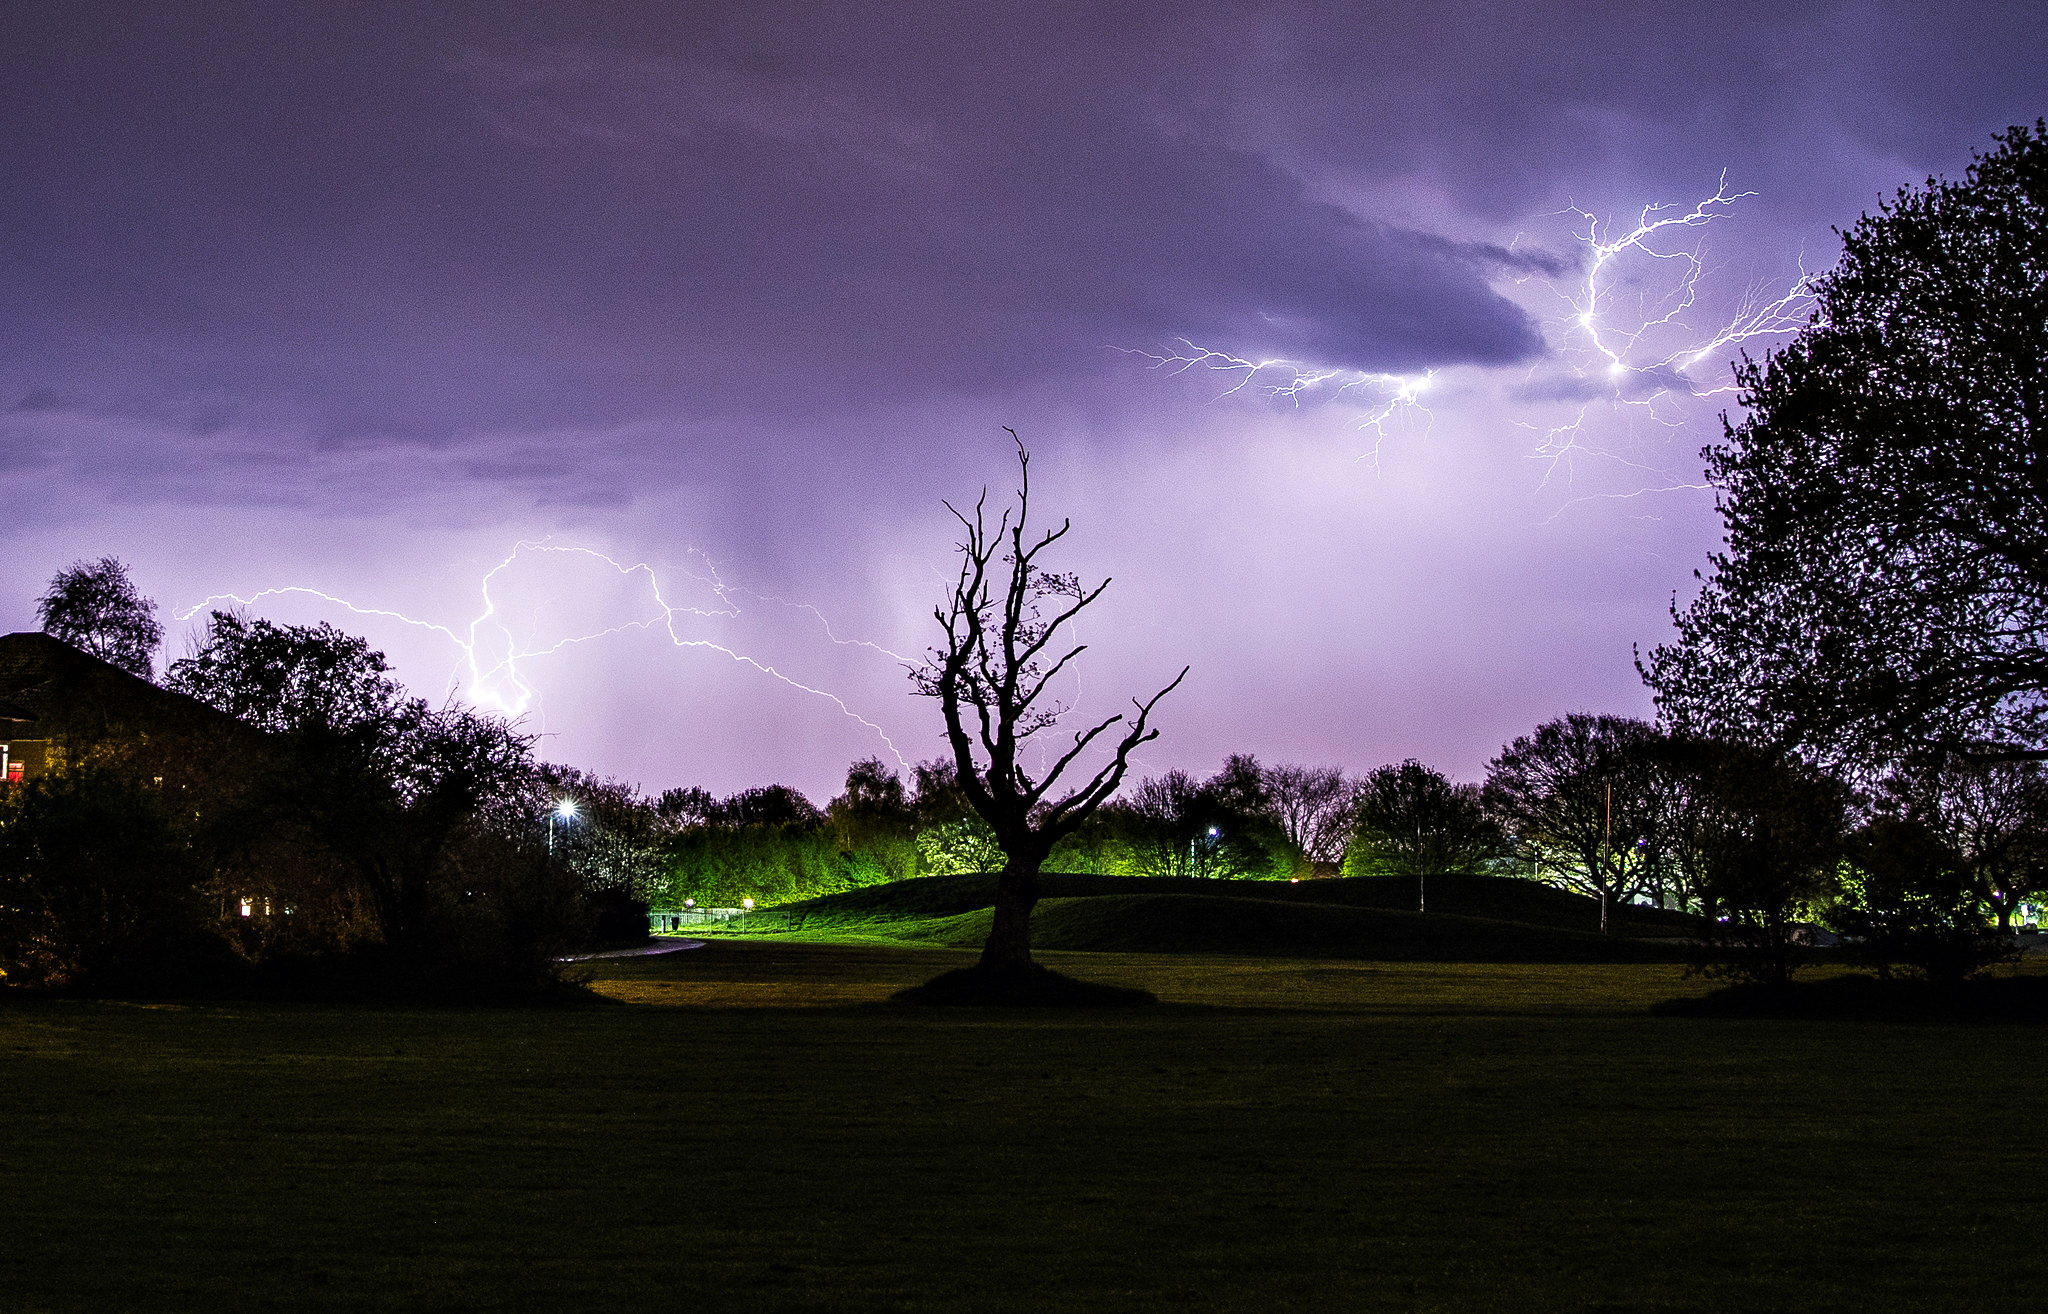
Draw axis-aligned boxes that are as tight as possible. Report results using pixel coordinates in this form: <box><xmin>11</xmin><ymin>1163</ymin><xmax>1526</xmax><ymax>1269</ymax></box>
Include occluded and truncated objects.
<box><xmin>1562</xmin><ymin>173</ymin><xmax>1811</xmax><ymax>385</ymax></box>
<box><xmin>1527</xmin><ymin>171</ymin><xmax>1815</xmax><ymax>487</ymax></box>
<box><xmin>1111</xmin><ymin>340</ymin><xmax>1435</xmax><ymax>465</ymax></box>
<box><xmin>179</xmin><ymin>539</ymin><xmax>912</xmax><ymax>769</ymax></box>
<box><xmin>1118</xmin><ymin>174</ymin><xmax>1814</xmax><ymax>501</ymax></box>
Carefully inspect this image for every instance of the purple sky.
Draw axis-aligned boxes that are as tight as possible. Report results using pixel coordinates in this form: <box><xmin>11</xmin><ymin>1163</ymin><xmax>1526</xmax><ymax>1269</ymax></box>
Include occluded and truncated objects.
<box><xmin>5</xmin><ymin>2</ymin><xmax>2044</xmax><ymax>802</ymax></box>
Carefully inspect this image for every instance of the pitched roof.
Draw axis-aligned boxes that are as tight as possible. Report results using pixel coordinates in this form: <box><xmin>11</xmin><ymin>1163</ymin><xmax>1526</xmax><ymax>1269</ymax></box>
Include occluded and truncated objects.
<box><xmin>0</xmin><ymin>632</ymin><xmax>255</xmax><ymax>743</ymax></box>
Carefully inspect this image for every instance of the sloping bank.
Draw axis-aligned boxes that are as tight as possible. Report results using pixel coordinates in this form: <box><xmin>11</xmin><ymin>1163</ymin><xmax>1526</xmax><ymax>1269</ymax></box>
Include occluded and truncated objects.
<box><xmin>736</xmin><ymin>887</ymin><xmax>1689</xmax><ymax>963</ymax></box>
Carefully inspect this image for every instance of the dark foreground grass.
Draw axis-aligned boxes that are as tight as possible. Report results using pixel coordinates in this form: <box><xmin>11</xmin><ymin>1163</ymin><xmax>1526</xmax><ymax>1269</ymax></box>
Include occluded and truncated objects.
<box><xmin>4</xmin><ymin>942</ymin><xmax>2046</xmax><ymax>1312</ymax></box>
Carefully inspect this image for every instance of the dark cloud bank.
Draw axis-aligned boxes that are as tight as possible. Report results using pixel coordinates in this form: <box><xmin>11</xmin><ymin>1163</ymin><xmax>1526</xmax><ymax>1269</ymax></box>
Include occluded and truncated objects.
<box><xmin>1</xmin><ymin>1</ymin><xmax>2043</xmax><ymax>792</ymax></box>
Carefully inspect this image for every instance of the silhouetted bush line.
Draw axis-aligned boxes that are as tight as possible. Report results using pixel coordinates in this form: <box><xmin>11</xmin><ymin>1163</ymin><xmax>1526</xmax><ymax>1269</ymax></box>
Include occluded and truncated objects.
<box><xmin>1655</xmin><ymin>971</ymin><xmax>2048</xmax><ymax>1022</ymax></box>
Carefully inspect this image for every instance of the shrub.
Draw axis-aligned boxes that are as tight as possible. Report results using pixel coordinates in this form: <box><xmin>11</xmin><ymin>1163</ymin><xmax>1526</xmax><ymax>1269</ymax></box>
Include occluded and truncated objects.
<box><xmin>0</xmin><ymin>764</ymin><xmax>228</xmax><ymax>993</ymax></box>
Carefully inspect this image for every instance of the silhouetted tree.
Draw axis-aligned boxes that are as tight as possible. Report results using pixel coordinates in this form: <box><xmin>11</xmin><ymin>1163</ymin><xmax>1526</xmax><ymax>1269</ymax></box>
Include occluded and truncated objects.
<box><xmin>1666</xmin><ymin>741</ymin><xmax>1851</xmax><ymax>988</ymax></box>
<box><xmin>167</xmin><ymin>611</ymin><xmax>536</xmax><ymax>961</ymax></box>
<box><xmin>1644</xmin><ymin>123</ymin><xmax>2048</xmax><ymax>765</ymax></box>
<box><xmin>655</xmin><ymin>785</ymin><xmax>716</xmax><ymax>829</ymax></box>
<box><xmin>707</xmin><ymin>783</ymin><xmax>823</xmax><ymax>829</ymax></box>
<box><xmin>1125</xmin><ymin>770</ymin><xmax>1223</xmax><ymax>879</ymax></box>
<box><xmin>1346</xmin><ymin>760</ymin><xmax>1505</xmax><ymax>909</ymax></box>
<box><xmin>1124</xmin><ymin>756</ymin><xmax>1288</xmax><ymax>879</ymax></box>
<box><xmin>1261</xmin><ymin>762</ymin><xmax>1355</xmax><ymax>872</ymax></box>
<box><xmin>914</xmin><ymin>433</ymin><xmax>1184</xmax><ymax>982</ymax></box>
<box><xmin>1484</xmin><ymin>714</ymin><xmax>1666</xmax><ymax>930</ymax></box>
<box><xmin>540</xmin><ymin>766</ymin><xmax>666</xmax><ymax>941</ymax></box>
<box><xmin>1833</xmin><ymin>816</ymin><xmax>2014</xmax><ymax>984</ymax></box>
<box><xmin>36</xmin><ymin>557</ymin><xmax>162</xmax><ymax>680</ymax></box>
<box><xmin>1883</xmin><ymin>755</ymin><xmax>2048</xmax><ymax>930</ymax></box>
<box><xmin>0</xmin><ymin>763</ymin><xmax>218</xmax><ymax>991</ymax></box>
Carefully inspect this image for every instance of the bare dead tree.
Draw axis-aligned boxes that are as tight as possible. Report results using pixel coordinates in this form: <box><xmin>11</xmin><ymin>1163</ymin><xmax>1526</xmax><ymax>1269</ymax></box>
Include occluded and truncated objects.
<box><xmin>1262</xmin><ymin>763</ymin><xmax>1357</xmax><ymax>871</ymax></box>
<box><xmin>913</xmin><ymin>431</ymin><xmax>1185</xmax><ymax>974</ymax></box>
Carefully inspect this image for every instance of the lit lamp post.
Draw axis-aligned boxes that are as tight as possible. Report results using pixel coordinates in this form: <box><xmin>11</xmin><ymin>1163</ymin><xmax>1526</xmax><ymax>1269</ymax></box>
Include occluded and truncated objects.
<box><xmin>548</xmin><ymin>798</ymin><xmax>578</xmax><ymax>856</ymax></box>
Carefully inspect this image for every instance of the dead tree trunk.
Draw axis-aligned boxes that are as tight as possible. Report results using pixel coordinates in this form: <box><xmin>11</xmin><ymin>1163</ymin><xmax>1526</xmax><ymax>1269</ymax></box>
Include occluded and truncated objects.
<box><xmin>982</xmin><ymin>859</ymin><xmax>1040</xmax><ymax>970</ymax></box>
<box><xmin>914</xmin><ymin>431</ymin><xmax>1184</xmax><ymax>983</ymax></box>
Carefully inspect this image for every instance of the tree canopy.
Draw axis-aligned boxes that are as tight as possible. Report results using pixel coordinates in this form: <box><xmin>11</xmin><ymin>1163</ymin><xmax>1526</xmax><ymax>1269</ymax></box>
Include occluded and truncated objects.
<box><xmin>166</xmin><ymin>610</ymin><xmax>537</xmax><ymax>957</ymax></box>
<box><xmin>1643</xmin><ymin>123</ymin><xmax>2048</xmax><ymax>765</ymax></box>
<box><xmin>1484</xmin><ymin>713</ymin><xmax>1665</xmax><ymax>923</ymax></box>
<box><xmin>36</xmin><ymin>557</ymin><xmax>162</xmax><ymax>680</ymax></box>
<box><xmin>1346</xmin><ymin>759</ymin><xmax>1503</xmax><ymax>881</ymax></box>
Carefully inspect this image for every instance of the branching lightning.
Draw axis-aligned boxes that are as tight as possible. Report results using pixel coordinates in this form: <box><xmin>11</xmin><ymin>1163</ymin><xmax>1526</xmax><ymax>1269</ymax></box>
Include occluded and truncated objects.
<box><xmin>1113</xmin><ymin>340</ymin><xmax>1435</xmax><ymax>464</ymax></box>
<box><xmin>179</xmin><ymin>540</ymin><xmax>912</xmax><ymax>769</ymax></box>
<box><xmin>1118</xmin><ymin>173</ymin><xmax>1815</xmax><ymax>501</ymax></box>
<box><xmin>1526</xmin><ymin>171</ymin><xmax>1814</xmax><ymax>486</ymax></box>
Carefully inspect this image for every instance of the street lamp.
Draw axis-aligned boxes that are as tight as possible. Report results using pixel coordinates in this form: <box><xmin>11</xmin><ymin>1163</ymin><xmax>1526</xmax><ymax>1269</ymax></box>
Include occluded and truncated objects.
<box><xmin>548</xmin><ymin>798</ymin><xmax>578</xmax><ymax>856</ymax></box>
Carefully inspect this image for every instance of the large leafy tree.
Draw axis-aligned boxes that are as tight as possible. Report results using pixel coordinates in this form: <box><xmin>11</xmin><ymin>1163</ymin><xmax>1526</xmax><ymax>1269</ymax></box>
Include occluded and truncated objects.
<box><xmin>36</xmin><ymin>556</ymin><xmax>163</xmax><ymax>680</ymax></box>
<box><xmin>1483</xmin><ymin>714</ymin><xmax>1666</xmax><ymax>930</ymax></box>
<box><xmin>166</xmin><ymin>611</ymin><xmax>536</xmax><ymax>958</ymax></box>
<box><xmin>1834</xmin><ymin>816</ymin><xmax>2014</xmax><ymax>984</ymax></box>
<box><xmin>1668</xmin><ymin>742</ymin><xmax>1852</xmax><ymax>988</ymax></box>
<box><xmin>1346</xmin><ymin>760</ymin><xmax>1505</xmax><ymax>908</ymax></box>
<box><xmin>1876</xmin><ymin>755</ymin><xmax>2048</xmax><ymax>930</ymax></box>
<box><xmin>1643</xmin><ymin>123</ymin><xmax>2048</xmax><ymax>765</ymax></box>
<box><xmin>0</xmin><ymin>764</ymin><xmax>213</xmax><ymax>991</ymax></box>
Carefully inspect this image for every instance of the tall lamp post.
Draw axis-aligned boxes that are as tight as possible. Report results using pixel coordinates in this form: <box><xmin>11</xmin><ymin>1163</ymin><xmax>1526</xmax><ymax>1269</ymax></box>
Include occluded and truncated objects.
<box><xmin>548</xmin><ymin>798</ymin><xmax>578</xmax><ymax>856</ymax></box>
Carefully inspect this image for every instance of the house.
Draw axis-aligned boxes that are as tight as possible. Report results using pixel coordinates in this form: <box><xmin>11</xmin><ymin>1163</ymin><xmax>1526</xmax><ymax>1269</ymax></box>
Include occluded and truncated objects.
<box><xmin>0</xmin><ymin>630</ymin><xmax>257</xmax><ymax>787</ymax></box>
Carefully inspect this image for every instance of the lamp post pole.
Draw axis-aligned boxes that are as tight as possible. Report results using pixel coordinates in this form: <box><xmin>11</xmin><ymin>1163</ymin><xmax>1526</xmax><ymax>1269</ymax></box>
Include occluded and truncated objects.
<box><xmin>549</xmin><ymin>799</ymin><xmax>578</xmax><ymax>856</ymax></box>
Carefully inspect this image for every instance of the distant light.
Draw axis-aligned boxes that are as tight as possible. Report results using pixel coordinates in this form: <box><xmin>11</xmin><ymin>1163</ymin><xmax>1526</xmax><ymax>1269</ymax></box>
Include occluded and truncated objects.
<box><xmin>1290</xmin><ymin>877</ymin><xmax>1300</xmax><ymax>884</ymax></box>
<box><xmin>555</xmin><ymin>799</ymin><xmax>578</xmax><ymax>819</ymax></box>
<box><xmin>1207</xmin><ymin>827</ymin><xmax>1219</xmax><ymax>837</ymax></box>
<box><xmin>684</xmin><ymin>898</ymin><xmax>694</xmax><ymax>908</ymax></box>
<box><xmin>742</xmin><ymin>898</ymin><xmax>755</xmax><ymax>909</ymax></box>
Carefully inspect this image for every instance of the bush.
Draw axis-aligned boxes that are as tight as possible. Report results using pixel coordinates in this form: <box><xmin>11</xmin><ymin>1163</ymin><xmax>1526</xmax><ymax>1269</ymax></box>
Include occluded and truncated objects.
<box><xmin>1832</xmin><ymin>817</ymin><xmax>2016</xmax><ymax>984</ymax></box>
<box><xmin>0</xmin><ymin>764</ymin><xmax>232</xmax><ymax>993</ymax></box>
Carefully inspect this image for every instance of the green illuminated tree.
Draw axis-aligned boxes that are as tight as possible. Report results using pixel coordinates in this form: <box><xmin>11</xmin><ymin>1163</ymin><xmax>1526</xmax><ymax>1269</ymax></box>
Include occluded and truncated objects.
<box><xmin>1346</xmin><ymin>760</ymin><xmax>1505</xmax><ymax>908</ymax></box>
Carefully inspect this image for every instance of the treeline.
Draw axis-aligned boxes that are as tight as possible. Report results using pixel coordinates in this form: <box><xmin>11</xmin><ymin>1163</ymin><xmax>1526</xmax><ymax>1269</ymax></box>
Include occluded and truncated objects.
<box><xmin>597</xmin><ymin>711</ymin><xmax>2047</xmax><ymax>990</ymax></box>
<box><xmin>1482</xmin><ymin>714</ymin><xmax>2040</xmax><ymax>986</ymax></box>
<box><xmin>13</xmin><ymin>558</ymin><xmax>2043</xmax><ymax>998</ymax></box>
<box><xmin>3</xmin><ymin>562</ymin><xmax>649</xmax><ymax>998</ymax></box>
<box><xmin>558</xmin><ymin>752</ymin><xmax>1475</xmax><ymax>910</ymax></box>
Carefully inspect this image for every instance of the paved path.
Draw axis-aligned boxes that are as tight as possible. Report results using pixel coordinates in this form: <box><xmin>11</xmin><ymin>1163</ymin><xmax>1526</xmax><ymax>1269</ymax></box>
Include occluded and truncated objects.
<box><xmin>558</xmin><ymin>939</ymin><xmax>705</xmax><ymax>962</ymax></box>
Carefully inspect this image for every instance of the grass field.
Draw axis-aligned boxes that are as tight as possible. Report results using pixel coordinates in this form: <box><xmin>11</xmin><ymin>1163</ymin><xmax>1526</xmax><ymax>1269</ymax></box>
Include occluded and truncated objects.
<box><xmin>5</xmin><ymin>937</ymin><xmax>2046</xmax><ymax>1312</ymax></box>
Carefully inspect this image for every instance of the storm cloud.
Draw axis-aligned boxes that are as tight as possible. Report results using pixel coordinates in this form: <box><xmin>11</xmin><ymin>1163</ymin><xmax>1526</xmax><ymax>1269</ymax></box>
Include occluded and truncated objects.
<box><xmin>3</xmin><ymin>1</ymin><xmax>2043</xmax><ymax>797</ymax></box>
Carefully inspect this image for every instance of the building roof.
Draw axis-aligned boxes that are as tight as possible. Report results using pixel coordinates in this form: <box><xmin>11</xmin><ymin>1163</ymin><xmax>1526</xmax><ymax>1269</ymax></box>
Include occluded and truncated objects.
<box><xmin>0</xmin><ymin>631</ymin><xmax>255</xmax><ymax>745</ymax></box>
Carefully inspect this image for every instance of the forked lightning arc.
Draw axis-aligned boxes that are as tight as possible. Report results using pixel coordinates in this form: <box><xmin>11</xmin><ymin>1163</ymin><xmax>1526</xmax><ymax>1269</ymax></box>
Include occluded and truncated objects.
<box><xmin>178</xmin><ymin>541</ymin><xmax>914</xmax><ymax>768</ymax></box>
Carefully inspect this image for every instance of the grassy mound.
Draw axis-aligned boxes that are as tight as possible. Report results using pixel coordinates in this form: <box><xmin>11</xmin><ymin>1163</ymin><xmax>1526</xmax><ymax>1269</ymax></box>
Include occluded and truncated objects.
<box><xmin>761</xmin><ymin>870</ymin><xmax>1704</xmax><ymax>941</ymax></box>
<box><xmin>1025</xmin><ymin>894</ymin><xmax>1684</xmax><ymax>962</ymax></box>
<box><xmin>802</xmin><ymin>894</ymin><xmax>1684</xmax><ymax>963</ymax></box>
